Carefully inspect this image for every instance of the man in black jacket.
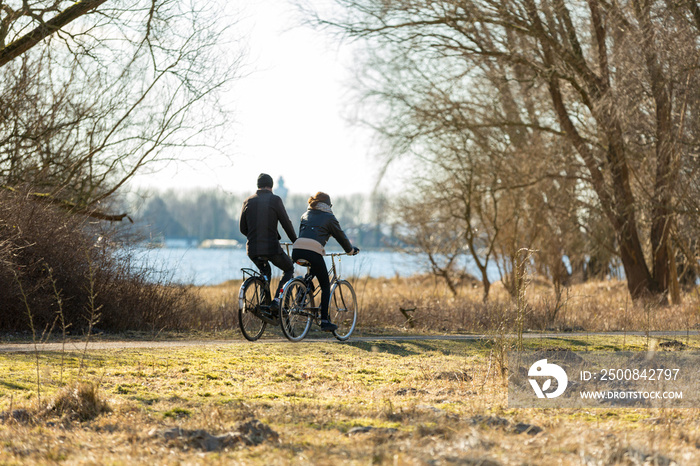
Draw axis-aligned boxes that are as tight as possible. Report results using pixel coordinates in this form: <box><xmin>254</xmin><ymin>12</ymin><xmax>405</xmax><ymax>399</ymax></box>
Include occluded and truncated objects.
<box><xmin>240</xmin><ymin>173</ymin><xmax>297</xmax><ymax>308</ymax></box>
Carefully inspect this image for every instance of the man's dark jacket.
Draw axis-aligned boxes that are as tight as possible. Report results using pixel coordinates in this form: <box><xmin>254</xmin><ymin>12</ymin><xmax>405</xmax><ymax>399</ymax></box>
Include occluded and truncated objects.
<box><xmin>240</xmin><ymin>190</ymin><xmax>297</xmax><ymax>256</ymax></box>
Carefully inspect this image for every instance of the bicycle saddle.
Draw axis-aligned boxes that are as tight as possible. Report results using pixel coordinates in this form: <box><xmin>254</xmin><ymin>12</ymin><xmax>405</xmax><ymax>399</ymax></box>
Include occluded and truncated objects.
<box><xmin>295</xmin><ymin>259</ymin><xmax>311</xmax><ymax>267</ymax></box>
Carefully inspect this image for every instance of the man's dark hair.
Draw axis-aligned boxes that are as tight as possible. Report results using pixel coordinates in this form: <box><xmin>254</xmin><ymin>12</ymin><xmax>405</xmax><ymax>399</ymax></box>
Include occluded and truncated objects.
<box><xmin>257</xmin><ymin>173</ymin><xmax>274</xmax><ymax>189</ymax></box>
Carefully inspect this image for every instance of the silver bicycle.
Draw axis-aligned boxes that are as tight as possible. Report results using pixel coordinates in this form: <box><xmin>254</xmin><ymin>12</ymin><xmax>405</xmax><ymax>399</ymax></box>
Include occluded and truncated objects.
<box><xmin>278</xmin><ymin>252</ymin><xmax>358</xmax><ymax>342</ymax></box>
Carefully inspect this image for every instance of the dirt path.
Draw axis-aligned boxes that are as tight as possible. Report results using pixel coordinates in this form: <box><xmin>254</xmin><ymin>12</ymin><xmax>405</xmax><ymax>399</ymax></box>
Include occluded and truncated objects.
<box><xmin>0</xmin><ymin>331</ymin><xmax>693</xmax><ymax>353</ymax></box>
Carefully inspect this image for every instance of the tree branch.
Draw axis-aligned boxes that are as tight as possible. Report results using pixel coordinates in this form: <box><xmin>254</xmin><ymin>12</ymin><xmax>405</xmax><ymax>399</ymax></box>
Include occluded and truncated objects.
<box><xmin>1</xmin><ymin>185</ymin><xmax>132</xmax><ymax>222</ymax></box>
<box><xmin>0</xmin><ymin>0</ymin><xmax>108</xmax><ymax>68</ymax></box>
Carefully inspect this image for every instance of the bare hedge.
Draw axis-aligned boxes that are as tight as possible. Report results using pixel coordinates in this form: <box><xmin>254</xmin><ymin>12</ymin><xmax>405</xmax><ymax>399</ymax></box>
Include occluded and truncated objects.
<box><xmin>0</xmin><ymin>190</ymin><xmax>203</xmax><ymax>333</ymax></box>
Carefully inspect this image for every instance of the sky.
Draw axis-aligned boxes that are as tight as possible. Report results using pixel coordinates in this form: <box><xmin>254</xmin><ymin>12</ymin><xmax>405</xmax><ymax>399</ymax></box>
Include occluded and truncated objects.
<box><xmin>130</xmin><ymin>0</ymin><xmax>392</xmax><ymax>198</ymax></box>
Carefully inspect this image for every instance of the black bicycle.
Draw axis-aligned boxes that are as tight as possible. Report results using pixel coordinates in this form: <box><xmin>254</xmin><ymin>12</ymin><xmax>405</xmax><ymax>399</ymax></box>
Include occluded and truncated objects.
<box><xmin>237</xmin><ymin>267</ymin><xmax>276</xmax><ymax>341</ymax></box>
<box><xmin>278</xmin><ymin>252</ymin><xmax>358</xmax><ymax>342</ymax></box>
<box><xmin>237</xmin><ymin>242</ymin><xmax>294</xmax><ymax>341</ymax></box>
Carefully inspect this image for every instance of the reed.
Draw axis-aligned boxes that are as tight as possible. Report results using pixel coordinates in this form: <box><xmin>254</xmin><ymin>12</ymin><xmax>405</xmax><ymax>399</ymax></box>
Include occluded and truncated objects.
<box><xmin>199</xmin><ymin>274</ymin><xmax>700</xmax><ymax>334</ymax></box>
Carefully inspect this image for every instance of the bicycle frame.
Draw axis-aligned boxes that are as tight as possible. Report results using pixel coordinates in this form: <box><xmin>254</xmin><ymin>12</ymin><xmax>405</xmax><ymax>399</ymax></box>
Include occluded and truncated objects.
<box><xmin>238</xmin><ymin>242</ymin><xmax>295</xmax><ymax>328</ymax></box>
<box><xmin>292</xmin><ymin>252</ymin><xmax>347</xmax><ymax>319</ymax></box>
<box><xmin>278</xmin><ymin>249</ymin><xmax>358</xmax><ymax>341</ymax></box>
<box><xmin>240</xmin><ymin>242</ymin><xmax>294</xmax><ymax>297</ymax></box>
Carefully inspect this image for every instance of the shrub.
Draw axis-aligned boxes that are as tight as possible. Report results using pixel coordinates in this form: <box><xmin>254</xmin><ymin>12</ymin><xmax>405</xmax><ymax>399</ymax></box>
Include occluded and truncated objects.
<box><xmin>0</xmin><ymin>189</ymin><xmax>204</xmax><ymax>332</ymax></box>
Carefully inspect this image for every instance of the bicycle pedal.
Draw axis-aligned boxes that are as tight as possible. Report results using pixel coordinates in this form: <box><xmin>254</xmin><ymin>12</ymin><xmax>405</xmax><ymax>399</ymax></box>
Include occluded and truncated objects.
<box><xmin>258</xmin><ymin>310</ymin><xmax>277</xmax><ymax>325</ymax></box>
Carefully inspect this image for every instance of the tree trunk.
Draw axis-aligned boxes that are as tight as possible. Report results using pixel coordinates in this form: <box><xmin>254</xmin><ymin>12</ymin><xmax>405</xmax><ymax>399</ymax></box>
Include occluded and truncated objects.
<box><xmin>615</xmin><ymin>208</ymin><xmax>659</xmax><ymax>299</ymax></box>
<box><xmin>480</xmin><ymin>272</ymin><xmax>490</xmax><ymax>303</ymax></box>
<box><xmin>667</xmin><ymin>239</ymin><xmax>681</xmax><ymax>304</ymax></box>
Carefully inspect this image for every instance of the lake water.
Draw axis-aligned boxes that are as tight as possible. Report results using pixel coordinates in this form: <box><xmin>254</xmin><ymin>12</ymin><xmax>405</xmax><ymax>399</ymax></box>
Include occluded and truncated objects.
<box><xmin>128</xmin><ymin>247</ymin><xmax>501</xmax><ymax>286</ymax></box>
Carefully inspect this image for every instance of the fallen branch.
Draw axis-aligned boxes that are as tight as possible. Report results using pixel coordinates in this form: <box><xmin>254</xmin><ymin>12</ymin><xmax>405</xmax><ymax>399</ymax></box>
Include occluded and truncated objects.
<box><xmin>399</xmin><ymin>307</ymin><xmax>416</xmax><ymax>328</ymax></box>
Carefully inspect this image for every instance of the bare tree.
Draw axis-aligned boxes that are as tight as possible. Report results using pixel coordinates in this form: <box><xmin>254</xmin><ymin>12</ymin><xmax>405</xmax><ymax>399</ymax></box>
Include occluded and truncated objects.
<box><xmin>394</xmin><ymin>187</ymin><xmax>466</xmax><ymax>297</ymax></box>
<box><xmin>323</xmin><ymin>0</ymin><xmax>581</xmax><ymax>300</ymax></box>
<box><xmin>310</xmin><ymin>0</ymin><xmax>700</xmax><ymax>301</ymax></box>
<box><xmin>0</xmin><ymin>1</ymin><xmax>242</xmax><ymax>217</ymax></box>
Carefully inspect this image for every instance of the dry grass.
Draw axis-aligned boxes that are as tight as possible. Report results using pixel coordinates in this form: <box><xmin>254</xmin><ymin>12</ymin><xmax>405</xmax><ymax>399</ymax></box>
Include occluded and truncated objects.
<box><xmin>198</xmin><ymin>275</ymin><xmax>700</xmax><ymax>334</ymax></box>
<box><xmin>43</xmin><ymin>381</ymin><xmax>112</xmax><ymax>423</ymax></box>
<box><xmin>0</xmin><ymin>338</ymin><xmax>698</xmax><ymax>464</ymax></box>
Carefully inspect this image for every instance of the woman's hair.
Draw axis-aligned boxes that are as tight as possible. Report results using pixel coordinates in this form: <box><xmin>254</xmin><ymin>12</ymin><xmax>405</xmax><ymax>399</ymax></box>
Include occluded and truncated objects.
<box><xmin>308</xmin><ymin>191</ymin><xmax>332</xmax><ymax>208</ymax></box>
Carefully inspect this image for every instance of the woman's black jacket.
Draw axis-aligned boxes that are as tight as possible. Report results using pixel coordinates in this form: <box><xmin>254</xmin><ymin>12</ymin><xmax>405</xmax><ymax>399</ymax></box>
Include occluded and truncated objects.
<box><xmin>298</xmin><ymin>209</ymin><xmax>353</xmax><ymax>253</ymax></box>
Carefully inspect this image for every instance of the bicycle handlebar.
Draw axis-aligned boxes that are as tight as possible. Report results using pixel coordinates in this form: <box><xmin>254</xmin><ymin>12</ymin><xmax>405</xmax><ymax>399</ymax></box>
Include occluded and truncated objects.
<box><xmin>280</xmin><ymin>241</ymin><xmax>357</xmax><ymax>257</ymax></box>
<box><xmin>281</xmin><ymin>239</ymin><xmax>358</xmax><ymax>258</ymax></box>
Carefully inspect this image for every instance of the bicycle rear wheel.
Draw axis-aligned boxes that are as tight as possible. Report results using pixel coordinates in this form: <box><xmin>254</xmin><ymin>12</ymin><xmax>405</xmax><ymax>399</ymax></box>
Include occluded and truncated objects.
<box><xmin>279</xmin><ymin>278</ymin><xmax>312</xmax><ymax>342</ymax></box>
<box><xmin>330</xmin><ymin>280</ymin><xmax>357</xmax><ymax>341</ymax></box>
<box><xmin>238</xmin><ymin>276</ymin><xmax>267</xmax><ymax>341</ymax></box>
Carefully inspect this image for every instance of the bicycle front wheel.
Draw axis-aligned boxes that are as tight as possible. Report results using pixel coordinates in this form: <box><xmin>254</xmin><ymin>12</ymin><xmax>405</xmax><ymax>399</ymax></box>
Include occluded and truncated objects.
<box><xmin>238</xmin><ymin>277</ymin><xmax>267</xmax><ymax>341</ymax></box>
<box><xmin>330</xmin><ymin>280</ymin><xmax>357</xmax><ymax>341</ymax></box>
<box><xmin>279</xmin><ymin>278</ymin><xmax>312</xmax><ymax>342</ymax></box>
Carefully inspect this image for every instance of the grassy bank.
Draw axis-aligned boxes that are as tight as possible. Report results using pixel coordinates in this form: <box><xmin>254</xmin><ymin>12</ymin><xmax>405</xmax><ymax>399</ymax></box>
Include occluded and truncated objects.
<box><xmin>200</xmin><ymin>275</ymin><xmax>700</xmax><ymax>334</ymax></box>
<box><xmin>1</xmin><ymin>337</ymin><xmax>699</xmax><ymax>464</ymax></box>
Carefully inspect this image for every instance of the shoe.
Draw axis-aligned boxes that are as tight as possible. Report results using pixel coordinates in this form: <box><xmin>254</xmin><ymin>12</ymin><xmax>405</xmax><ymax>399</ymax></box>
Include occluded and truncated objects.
<box><xmin>270</xmin><ymin>298</ymin><xmax>280</xmax><ymax>311</ymax></box>
<box><xmin>320</xmin><ymin>320</ymin><xmax>337</xmax><ymax>332</ymax></box>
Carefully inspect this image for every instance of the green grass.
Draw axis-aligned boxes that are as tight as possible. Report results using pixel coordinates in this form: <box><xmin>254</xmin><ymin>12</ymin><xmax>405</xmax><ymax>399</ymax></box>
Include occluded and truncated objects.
<box><xmin>0</xmin><ymin>337</ymin><xmax>698</xmax><ymax>464</ymax></box>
